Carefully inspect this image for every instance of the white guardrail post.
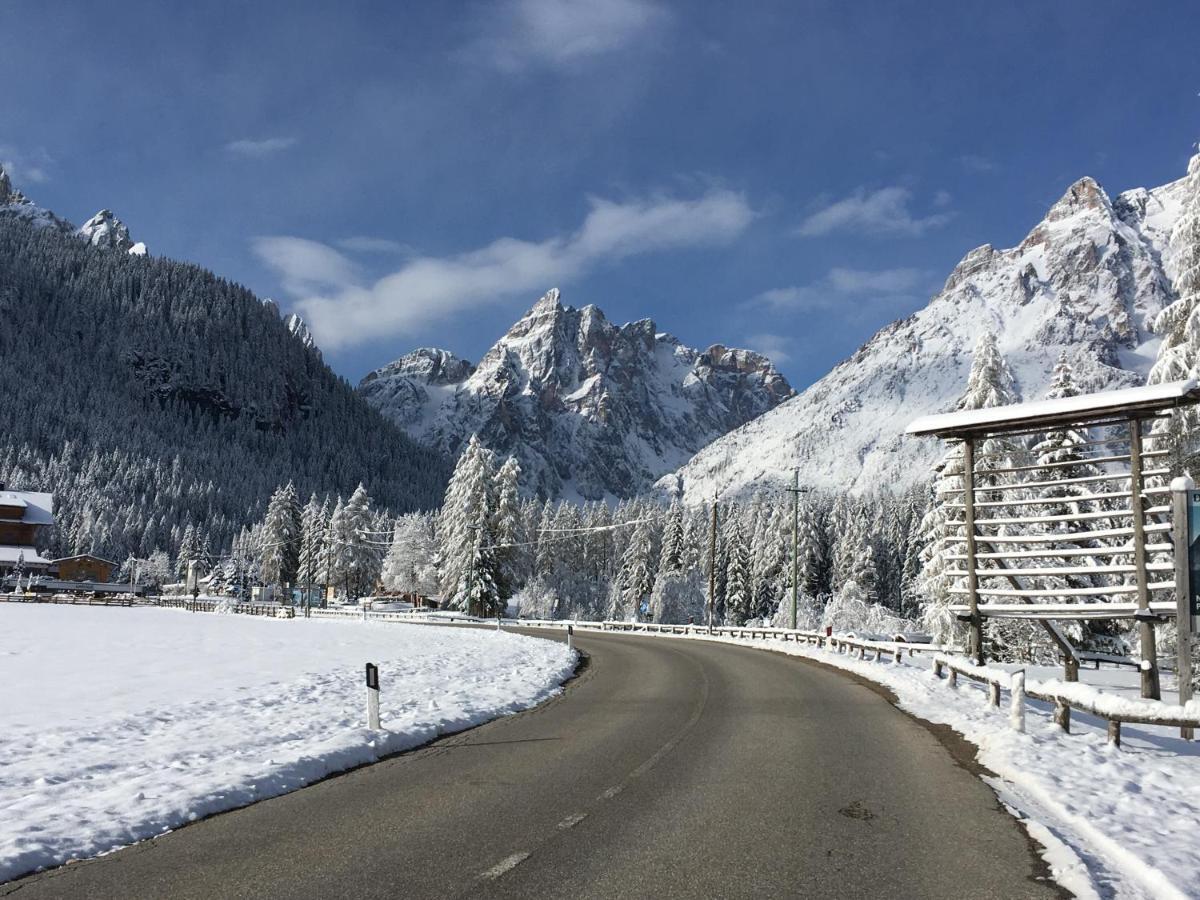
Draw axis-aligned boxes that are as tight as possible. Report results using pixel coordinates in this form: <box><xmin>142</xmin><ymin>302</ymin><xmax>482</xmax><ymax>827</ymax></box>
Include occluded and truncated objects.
<box><xmin>365</xmin><ymin>662</ymin><xmax>381</xmax><ymax>730</ymax></box>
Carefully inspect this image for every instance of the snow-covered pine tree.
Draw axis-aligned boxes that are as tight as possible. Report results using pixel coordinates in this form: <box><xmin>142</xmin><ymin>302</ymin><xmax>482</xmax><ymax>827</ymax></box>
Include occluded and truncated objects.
<box><xmin>491</xmin><ymin>456</ymin><xmax>526</xmax><ymax>599</ymax></box>
<box><xmin>438</xmin><ymin>436</ymin><xmax>500</xmax><ymax>613</ymax></box>
<box><xmin>613</xmin><ymin>514</ymin><xmax>657</xmax><ymax>621</ymax></box>
<box><xmin>832</xmin><ymin>500</ymin><xmax>877</xmax><ymax>600</ymax></box>
<box><xmin>723</xmin><ymin>508</ymin><xmax>753</xmax><ymax>624</ymax></box>
<box><xmin>382</xmin><ymin>513</ymin><xmax>438</xmax><ymax>595</ymax></box>
<box><xmin>259</xmin><ymin>482</ymin><xmax>302</xmax><ymax>590</ymax></box>
<box><xmin>296</xmin><ymin>494</ymin><xmax>325</xmax><ymax>601</ymax></box>
<box><xmin>918</xmin><ymin>330</ymin><xmax>1019</xmax><ymax>644</ymax></box>
<box><xmin>658</xmin><ymin>501</ymin><xmax>685</xmax><ymax>575</ymax></box>
<box><xmin>175</xmin><ymin>523</ymin><xmax>200</xmax><ymax>580</ymax></box>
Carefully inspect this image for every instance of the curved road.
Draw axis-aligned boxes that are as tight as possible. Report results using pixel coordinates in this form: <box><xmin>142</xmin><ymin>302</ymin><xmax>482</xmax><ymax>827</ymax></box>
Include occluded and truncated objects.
<box><xmin>3</xmin><ymin>630</ymin><xmax>1064</xmax><ymax>899</ymax></box>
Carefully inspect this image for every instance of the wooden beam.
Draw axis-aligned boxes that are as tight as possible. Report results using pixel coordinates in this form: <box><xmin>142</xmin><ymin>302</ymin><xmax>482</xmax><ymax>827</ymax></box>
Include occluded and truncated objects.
<box><xmin>962</xmin><ymin>438</ymin><xmax>983</xmax><ymax>666</ymax></box>
<box><xmin>1130</xmin><ymin>417</ymin><xmax>1161</xmax><ymax>700</ymax></box>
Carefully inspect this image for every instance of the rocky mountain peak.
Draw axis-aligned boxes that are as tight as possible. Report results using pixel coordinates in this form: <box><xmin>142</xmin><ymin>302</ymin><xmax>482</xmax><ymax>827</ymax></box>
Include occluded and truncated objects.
<box><xmin>283</xmin><ymin>313</ymin><xmax>319</xmax><ymax>354</ymax></box>
<box><xmin>664</xmin><ymin>169</ymin><xmax>1187</xmax><ymax>502</ymax></box>
<box><xmin>0</xmin><ymin>166</ymin><xmax>29</xmax><ymax>206</ymax></box>
<box><xmin>359</xmin><ymin>290</ymin><xmax>794</xmax><ymax>499</ymax></box>
<box><xmin>77</xmin><ymin>209</ymin><xmax>135</xmax><ymax>252</ymax></box>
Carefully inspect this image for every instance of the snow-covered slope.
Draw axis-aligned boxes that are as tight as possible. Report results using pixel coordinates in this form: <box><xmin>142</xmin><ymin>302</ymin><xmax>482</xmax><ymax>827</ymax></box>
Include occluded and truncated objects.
<box><xmin>664</xmin><ymin>174</ymin><xmax>1189</xmax><ymax>501</ymax></box>
<box><xmin>360</xmin><ymin>289</ymin><xmax>795</xmax><ymax>499</ymax></box>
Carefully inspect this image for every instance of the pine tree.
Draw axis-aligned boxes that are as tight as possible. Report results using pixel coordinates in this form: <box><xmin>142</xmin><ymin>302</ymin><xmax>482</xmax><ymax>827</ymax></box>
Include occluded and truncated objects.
<box><xmin>723</xmin><ymin>509</ymin><xmax>753</xmax><ymax>624</ymax></box>
<box><xmin>296</xmin><ymin>494</ymin><xmax>325</xmax><ymax>600</ymax></box>
<box><xmin>491</xmin><ymin>456</ymin><xmax>526</xmax><ymax>599</ymax></box>
<box><xmin>657</xmin><ymin>502</ymin><xmax>685</xmax><ymax>575</ymax></box>
<box><xmin>918</xmin><ymin>330</ymin><xmax>1019</xmax><ymax>643</ymax></box>
<box><xmin>259</xmin><ymin>482</ymin><xmax>302</xmax><ymax>590</ymax></box>
<box><xmin>614</xmin><ymin>515</ymin><xmax>657</xmax><ymax>620</ymax></box>
<box><xmin>438</xmin><ymin>436</ymin><xmax>500</xmax><ymax>613</ymax></box>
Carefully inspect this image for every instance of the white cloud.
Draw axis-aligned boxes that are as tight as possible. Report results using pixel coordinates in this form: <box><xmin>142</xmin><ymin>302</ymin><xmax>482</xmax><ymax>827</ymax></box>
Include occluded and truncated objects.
<box><xmin>0</xmin><ymin>144</ymin><xmax>52</xmax><ymax>185</ymax></box>
<box><xmin>253</xmin><ymin>237</ymin><xmax>360</xmax><ymax>296</ymax></box>
<box><xmin>750</xmin><ymin>267</ymin><xmax>927</xmax><ymax>314</ymax></box>
<box><xmin>257</xmin><ymin>187</ymin><xmax>754</xmax><ymax>350</ymax></box>
<box><xmin>224</xmin><ymin>137</ymin><xmax>298</xmax><ymax>158</ymax></box>
<box><xmin>464</xmin><ymin>0</ymin><xmax>669</xmax><ymax>72</ymax></box>
<box><xmin>795</xmin><ymin>187</ymin><xmax>954</xmax><ymax>238</ymax></box>
<box><xmin>743</xmin><ymin>332</ymin><xmax>792</xmax><ymax>366</ymax></box>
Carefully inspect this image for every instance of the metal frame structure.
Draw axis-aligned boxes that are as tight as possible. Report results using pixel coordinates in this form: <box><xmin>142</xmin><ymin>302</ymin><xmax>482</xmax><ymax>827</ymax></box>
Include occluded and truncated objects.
<box><xmin>907</xmin><ymin>379</ymin><xmax>1200</xmax><ymax>699</ymax></box>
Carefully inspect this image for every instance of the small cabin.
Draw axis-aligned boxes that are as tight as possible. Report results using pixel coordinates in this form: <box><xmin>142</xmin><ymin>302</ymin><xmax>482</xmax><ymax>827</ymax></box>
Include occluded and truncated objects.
<box><xmin>52</xmin><ymin>554</ymin><xmax>117</xmax><ymax>584</ymax></box>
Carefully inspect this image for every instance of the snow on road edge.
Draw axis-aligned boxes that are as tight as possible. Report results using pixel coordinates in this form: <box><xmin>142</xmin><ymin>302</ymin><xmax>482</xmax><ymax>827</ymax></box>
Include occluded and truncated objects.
<box><xmin>668</xmin><ymin>631</ymin><xmax>1196</xmax><ymax>900</ymax></box>
<box><xmin>0</xmin><ymin>608</ymin><xmax>577</xmax><ymax>884</ymax></box>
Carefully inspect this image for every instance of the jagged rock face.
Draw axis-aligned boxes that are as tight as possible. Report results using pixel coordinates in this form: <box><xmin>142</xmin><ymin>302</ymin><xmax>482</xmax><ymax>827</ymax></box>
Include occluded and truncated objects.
<box><xmin>359</xmin><ymin>289</ymin><xmax>795</xmax><ymax>499</ymax></box>
<box><xmin>77</xmin><ymin>210</ymin><xmax>134</xmax><ymax>252</ymax></box>
<box><xmin>284</xmin><ymin>313</ymin><xmax>319</xmax><ymax>354</ymax></box>
<box><xmin>664</xmin><ymin>174</ymin><xmax>1190</xmax><ymax>501</ymax></box>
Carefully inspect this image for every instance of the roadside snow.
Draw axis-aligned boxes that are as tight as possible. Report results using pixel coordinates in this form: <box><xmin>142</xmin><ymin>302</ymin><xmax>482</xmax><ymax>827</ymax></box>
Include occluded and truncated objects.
<box><xmin>0</xmin><ymin>605</ymin><xmax>575</xmax><ymax>884</ymax></box>
<box><xmin>683</xmin><ymin>632</ymin><xmax>1200</xmax><ymax>900</ymax></box>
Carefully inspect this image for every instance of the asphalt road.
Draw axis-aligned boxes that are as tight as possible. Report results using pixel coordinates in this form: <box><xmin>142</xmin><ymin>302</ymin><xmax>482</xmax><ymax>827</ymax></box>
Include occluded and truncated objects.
<box><xmin>3</xmin><ymin>630</ymin><xmax>1065</xmax><ymax>899</ymax></box>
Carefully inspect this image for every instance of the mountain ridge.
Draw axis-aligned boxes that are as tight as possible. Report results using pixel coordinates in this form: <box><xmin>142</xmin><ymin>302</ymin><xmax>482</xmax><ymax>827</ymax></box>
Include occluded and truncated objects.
<box><xmin>359</xmin><ymin>288</ymin><xmax>795</xmax><ymax>500</ymax></box>
<box><xmin>661</xmin><ymin>172</ymin><xmax>1189</xmax><ymax>501</ymax></box>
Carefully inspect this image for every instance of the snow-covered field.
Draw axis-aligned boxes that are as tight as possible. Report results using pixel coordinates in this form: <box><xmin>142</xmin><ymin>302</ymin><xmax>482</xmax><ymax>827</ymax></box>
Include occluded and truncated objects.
<box><xmin>688</xmin><ymin>632</ymin><xmax>1200</xmax><ymax>900</ymax></box>
<box><xmin>0</xmin><ymin>605</ymin><xmax>576</xmax><ymax>884</ymax></box>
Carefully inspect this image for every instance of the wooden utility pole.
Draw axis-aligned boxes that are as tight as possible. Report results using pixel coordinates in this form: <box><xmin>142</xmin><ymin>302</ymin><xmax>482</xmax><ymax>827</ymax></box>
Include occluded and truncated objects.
<box><xmin>1129</xmin><ymin>417</ymin><xmax>1161</xmax><ymax>699</ymax></box>
<box><xmin>962</xmin><ymin>438</ymin><xmax>984</xmax><ymax>666</ymax></box>
<box><xmin>785</xmin><ymin>470</ymin><xmax>810</xmax><ymax>631</ymax></box>
<box><xmin>708</xmin><ymin>495</ymin><xmax>718</xmax><ymax>634</ymax></box>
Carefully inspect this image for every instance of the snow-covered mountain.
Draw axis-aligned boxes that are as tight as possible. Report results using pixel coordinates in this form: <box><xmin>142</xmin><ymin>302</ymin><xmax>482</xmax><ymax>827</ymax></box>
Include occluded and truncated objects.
<box><xmin>0</xmin><ymin>166</ymin><xmax>147</xmax><ymax>255</ymax></box>
<box><xmin>360</xmin><ymin>289</ymin><xmax>795</xmax><ymax>499</ymax></box>
<box><xmin>663</xmin><ymin>174</ymin><xmax>1189</xmax><ymax>501</ymax></box>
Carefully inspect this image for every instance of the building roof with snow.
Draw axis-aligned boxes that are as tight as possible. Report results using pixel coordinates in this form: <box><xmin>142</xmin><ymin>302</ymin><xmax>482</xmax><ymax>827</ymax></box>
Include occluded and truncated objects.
<box><xmin>905</xmin><ymin>379</ymin><xmax>1200</xmax><ymax>439</ymax></box>
<box><xmin>0</xmin><ymin>490</ymin><xmax>54</xmax><ymax>525</ymax></box>
<box><xmin>0</xmin><ymin>546</ymin><xmax>51</xmax><ymax>567</ymax></box>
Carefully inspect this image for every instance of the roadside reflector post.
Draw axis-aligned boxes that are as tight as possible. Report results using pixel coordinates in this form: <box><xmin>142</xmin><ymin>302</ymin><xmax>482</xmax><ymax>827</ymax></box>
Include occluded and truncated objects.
<box><xmin>365</xmin><ymin>662</ymin><xmax>381</xmax><ymax>730</ymax></box>
<box><xmin>567</xmin><ymin>624</ymin><xmax>574</xmax><ymax>651</ymax></box>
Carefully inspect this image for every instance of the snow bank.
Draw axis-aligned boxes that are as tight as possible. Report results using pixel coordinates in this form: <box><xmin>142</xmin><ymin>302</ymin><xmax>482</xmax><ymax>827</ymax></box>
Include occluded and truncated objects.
<box><xmin>0</xmin><ymin>605</ymin><xmax>575</xmax><ymax>883</ymax></box>
<box><xmin>681</xmin><ymin>633</ymin><xmax>1200</xmax><ymax>899</ymax></box>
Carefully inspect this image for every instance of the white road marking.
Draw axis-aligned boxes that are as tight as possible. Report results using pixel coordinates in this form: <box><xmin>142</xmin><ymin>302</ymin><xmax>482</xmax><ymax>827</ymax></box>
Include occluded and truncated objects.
<box><xmin>479</xmin><ymin>852</ymin><xmax>530</xmax><ymax>881</ymax></box>
<box><xmin>557</xmin><ymin>812</ymin><xmax>587</xmax><ymax>830</ymax></box>
<box><xmin>600</xmin><ymin>785</ymin><xmax>623</xmax><ymax>800</ymax></box>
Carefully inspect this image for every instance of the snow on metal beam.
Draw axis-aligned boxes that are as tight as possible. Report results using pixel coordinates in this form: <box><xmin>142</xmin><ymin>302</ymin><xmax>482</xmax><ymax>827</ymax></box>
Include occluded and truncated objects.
<box><xmin>905</xmin><ymin>379</ymin><xmax>1200</xmax><ymax>438</ymax></box>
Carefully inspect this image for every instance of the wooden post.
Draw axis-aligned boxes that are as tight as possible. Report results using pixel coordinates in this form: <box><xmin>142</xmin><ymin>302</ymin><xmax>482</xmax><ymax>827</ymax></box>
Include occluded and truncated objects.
<box><xmin>1129</xmin><ymin>418</ymin><xmax>1161</xmax><ymax>700</ymax></box>
<box><xmin>962</xmin><ymin>438</ymin><xmax>984</xmax><ymax>666</ymax></box>
<box><xmin>1010</xmin><ymin>671</ymin><xmax>1026</xmax><ymax>733</ymax></box>
<box><xmin>1053</xmin><ymin>698</ymin><xmax>1071</xmax><ymax>733</ymax></box>
<box><xmin>1172</xmin><ymin>476</ymin><xmax>1195</xmax><ymax>740</ymax></box>
<box><xmin>988</xmin><ymin>682</ymin><xmax>1001</xmax><ymax>708</ymax></box>
<box><xmin>1107</xmin><ymin>719</ymin><xmax>1121</xmax><ymax>748</ymax></box>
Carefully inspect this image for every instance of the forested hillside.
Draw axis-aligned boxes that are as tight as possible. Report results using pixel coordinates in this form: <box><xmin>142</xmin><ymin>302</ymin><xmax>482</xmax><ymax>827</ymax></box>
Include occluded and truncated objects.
<box><xmin>0</xmin><ymin>210</ymin><xmax>450</xmax><ymax>562</ymax></box>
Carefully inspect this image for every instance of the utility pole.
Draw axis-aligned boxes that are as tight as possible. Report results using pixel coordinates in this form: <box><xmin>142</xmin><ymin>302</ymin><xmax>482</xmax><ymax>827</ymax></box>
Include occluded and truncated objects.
<box><xmin>785</xmin><ymin>469</ymin><xmax>810</xmax><ymax>631</ymax></box>
<box><xmin>707</xmin><ymin>494</ymin><xmax>718</xmax><ymax>634</ymax></box>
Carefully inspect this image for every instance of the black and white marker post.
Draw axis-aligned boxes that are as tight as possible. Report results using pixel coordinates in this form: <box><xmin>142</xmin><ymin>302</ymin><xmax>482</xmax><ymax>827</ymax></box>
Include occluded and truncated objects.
<box><xmin>365</xmin><ymin>662</ymin><xmax>381</xmax><ymax>731</ymax></box>
<box><xmin>567</xmin><ymin>624</ymin><xmax>574</xmax><ymax>652</ymax></box>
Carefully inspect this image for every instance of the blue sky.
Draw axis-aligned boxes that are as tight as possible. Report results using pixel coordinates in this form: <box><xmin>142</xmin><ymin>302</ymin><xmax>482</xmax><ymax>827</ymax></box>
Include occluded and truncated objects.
<box><xmin>3</xmin><ymin>0</ymin><xmax>1199</xmax><ymax>389</ymax></box>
